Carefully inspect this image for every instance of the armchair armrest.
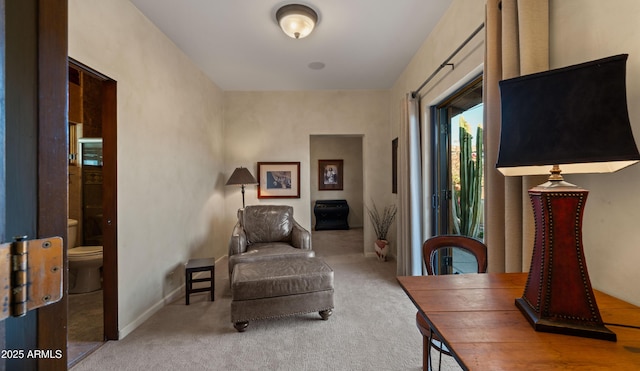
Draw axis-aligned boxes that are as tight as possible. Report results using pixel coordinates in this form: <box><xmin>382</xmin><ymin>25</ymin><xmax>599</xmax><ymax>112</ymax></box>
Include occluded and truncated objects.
<box><xmin>228</xmin><ymin>222</ymin><xmax>248</xmax><ymax>256</ymax></box>
<box><xmin>291</xmin><ymin>221</ymin><xmax>311</xmax><ymax>250</ymax></box>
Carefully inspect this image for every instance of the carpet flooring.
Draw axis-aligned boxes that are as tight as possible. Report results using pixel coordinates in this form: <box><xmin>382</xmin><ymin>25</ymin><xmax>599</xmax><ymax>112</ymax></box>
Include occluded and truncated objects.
<box><xmin>71</xmin><ymin>228</ymin><xmax>461</xmax><ymax>370</ymax></box>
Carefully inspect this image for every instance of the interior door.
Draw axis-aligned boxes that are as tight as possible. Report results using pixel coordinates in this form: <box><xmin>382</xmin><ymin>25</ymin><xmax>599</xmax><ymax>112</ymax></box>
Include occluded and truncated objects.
<box><xmin>1</xmin><ymin>1</ymin><xmax>68</xmax><ymax>370</ymax></box>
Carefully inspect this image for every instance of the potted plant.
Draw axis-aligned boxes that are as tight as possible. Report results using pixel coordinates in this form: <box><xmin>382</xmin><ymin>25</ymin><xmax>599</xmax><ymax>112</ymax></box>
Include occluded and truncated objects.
<box><xmin>367</xmin><ymin>202</ymin><xmax>397</xmax><ymax>261</ymax></box>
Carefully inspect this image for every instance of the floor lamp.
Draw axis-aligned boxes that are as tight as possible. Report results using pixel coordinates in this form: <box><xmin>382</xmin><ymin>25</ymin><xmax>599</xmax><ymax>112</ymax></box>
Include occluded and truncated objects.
<box><xmin>496</xmin><ymin>54</ymin><xmax>640</xmax><ymax>341</ymax></box>
<box><xmin>226</xmin><ymin>167</ymin><xmax>258</xmax><ymax>208</ymax></box>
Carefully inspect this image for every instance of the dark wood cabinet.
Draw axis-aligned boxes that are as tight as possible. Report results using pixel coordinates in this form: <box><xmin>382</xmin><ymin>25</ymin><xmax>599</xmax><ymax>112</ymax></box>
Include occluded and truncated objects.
<box><xmin>314</xmin><ymin>200</ymin><xmax>349</xmax><ymax>230</ymax></box>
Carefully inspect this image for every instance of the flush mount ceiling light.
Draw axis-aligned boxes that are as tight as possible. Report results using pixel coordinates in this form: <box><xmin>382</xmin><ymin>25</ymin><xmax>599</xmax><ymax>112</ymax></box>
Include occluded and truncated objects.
<box><xmin>276</xmin><ymin>4</ymin><xmax>318</xmax><ymax>39</ymax></box>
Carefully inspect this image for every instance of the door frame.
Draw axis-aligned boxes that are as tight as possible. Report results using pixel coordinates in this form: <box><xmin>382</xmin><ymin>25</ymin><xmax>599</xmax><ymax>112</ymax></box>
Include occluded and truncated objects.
<box><xmin>431</xmin><ymin>75</ymin><xmax>483</xmax><ymax>236</ymax></box>
<box><xmin>69</xmin><ymin>58</ymin><xmax>119</xmax><ymax>341</ymax></box>
<box><xmin>0</xmin><ymin>1</ymin><xmax>113</xmax><ymax>369</ymax></box>
<box><xmin>36</xmin><ymin>0</ymin><xmax>69</xmax><ymax>369</ymax></box>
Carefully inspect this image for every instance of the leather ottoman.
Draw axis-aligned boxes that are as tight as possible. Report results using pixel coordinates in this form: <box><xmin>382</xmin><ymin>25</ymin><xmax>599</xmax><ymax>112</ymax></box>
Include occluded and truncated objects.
<box><xmin>231</xmin><ymin>257</ymin><xmax>334</xmax><ymax>332</ymax></box>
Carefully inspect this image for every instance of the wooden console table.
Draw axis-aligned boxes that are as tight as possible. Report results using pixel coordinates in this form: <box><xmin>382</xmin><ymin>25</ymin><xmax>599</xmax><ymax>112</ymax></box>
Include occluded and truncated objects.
<box><xmin>397</xmin><ymin>273</ymin><xmax>640</xmax><ymax>370</ymax></box>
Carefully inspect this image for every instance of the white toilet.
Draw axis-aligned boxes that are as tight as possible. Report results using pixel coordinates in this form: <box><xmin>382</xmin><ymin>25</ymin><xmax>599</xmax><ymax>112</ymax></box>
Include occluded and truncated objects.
<box><xmin>67</xmin><ymin>219</ymin><xmax>103</xmax><ymax>294</ymax></box>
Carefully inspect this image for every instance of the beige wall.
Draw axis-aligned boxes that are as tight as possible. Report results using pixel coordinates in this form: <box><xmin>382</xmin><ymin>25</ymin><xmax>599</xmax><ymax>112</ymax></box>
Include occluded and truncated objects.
<box><xmin>551</xmin><ymin>0</ymin><xmax>640</xmax><ymax>305</ymax></box>
<box><xmin>310</xmin><ymin>135</ymin><xmax>364</xmax><ymax>228</ymax></box>
<box><xmin>223</xmin><ymin>91</ymin><xmax>390</xmax><ymax>255</ymax></box>
<box><xmin>69</xmin><ymin>0</ymin><xmax>226</xmax><ymax>337</ymax></box>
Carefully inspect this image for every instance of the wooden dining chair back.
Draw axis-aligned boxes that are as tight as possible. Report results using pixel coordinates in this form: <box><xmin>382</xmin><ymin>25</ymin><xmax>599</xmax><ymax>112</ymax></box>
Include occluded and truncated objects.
<box><xmin>423</xmin><ymin>234</ymin><xmax>488</xmax><ymax>275</ymax></box>
<box><xmin>416</xmin><ymin>235</ymin><xmax>488</xmax><ymax>371</ymax></box>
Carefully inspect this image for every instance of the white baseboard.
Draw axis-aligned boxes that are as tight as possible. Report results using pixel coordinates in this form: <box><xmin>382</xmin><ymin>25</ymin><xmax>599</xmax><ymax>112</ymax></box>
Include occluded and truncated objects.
<box><xmin>119</xmin><ymin>285</ymin><xmax>184</xmax><ymax>339</ymax></box>
<box><xmin>119</xmin><ymin>257</ymin><xmax>224</xmax><ymax>339</ymax></box>
<box><xmin>365</xmin><ymin>251</ymin><xmax>396</xmax><ymax>261</ymax></box>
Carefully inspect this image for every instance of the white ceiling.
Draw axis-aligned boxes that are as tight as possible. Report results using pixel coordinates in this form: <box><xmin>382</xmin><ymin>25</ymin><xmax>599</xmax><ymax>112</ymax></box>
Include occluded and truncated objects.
<box><xmin>129</xmin><ymin>0</ymin><xmax>453</xmax><ymax>91</ymax></box>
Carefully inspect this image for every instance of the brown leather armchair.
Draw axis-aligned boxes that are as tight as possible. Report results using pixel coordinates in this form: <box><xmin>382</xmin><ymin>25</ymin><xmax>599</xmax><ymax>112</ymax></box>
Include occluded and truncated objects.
<box><xmin>228</xmin><ymin>205</ymin><xmax>333</xmax><ymax>332</ymax></box>
<box><xmin>228</xmin><ymin>205</ymin><xmax>314</xmax><ymax>276</ymax></box>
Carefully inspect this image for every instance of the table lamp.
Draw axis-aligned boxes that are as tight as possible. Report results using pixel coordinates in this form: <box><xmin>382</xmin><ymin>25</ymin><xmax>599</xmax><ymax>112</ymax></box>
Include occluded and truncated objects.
<box><xmin>226</xmin><ymin>167</ymin><xmax>258</xmax><ymax>208</ymax></box>
<box><xmin>496</xmin><ymin>54</ymin><xmax>640</xmax><ymax>341</ymax></box>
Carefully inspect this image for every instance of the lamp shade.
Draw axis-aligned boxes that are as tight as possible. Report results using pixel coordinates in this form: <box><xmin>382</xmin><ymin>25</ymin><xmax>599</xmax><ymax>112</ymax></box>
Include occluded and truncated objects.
<box><xmin>496</xmin><ymin>54</ymin><xmax>640</xmax><ymax>176</ymax></box>
<box><xmin>226</xmin><ymin>167</ymin><xmax>258</xmax><ymax>186</ymax></box>
<box><xmin>276</xmin><ymin>4</ymin><xmax>317</xmax><ymax>39</ymax></box>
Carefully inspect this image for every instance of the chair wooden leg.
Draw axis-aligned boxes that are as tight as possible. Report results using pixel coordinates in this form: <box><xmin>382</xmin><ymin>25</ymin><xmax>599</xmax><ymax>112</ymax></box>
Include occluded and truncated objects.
<box><xmin>422</xmin><ymin>334</ymin><xmax>429</xmax><ymax>370</ymax></box>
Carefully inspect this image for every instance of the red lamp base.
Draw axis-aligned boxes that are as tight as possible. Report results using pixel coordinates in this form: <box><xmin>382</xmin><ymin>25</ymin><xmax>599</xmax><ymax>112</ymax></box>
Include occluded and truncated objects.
<box><xmin>515</xmin><ymin>297</ymin><xmax>615</xmax><ymax>341</ymax></box>
<box><xmin>518</xmin><ymin>181</ymin><xmax>616</xmax><ymax>342</ymax></box>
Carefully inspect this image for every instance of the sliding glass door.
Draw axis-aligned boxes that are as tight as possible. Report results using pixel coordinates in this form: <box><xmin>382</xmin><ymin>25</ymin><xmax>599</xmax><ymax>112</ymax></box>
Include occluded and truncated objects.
<box><xmin>431</xmin><ymin>76</ymin><xmax>484</xmax><ymax>274</ymax></box>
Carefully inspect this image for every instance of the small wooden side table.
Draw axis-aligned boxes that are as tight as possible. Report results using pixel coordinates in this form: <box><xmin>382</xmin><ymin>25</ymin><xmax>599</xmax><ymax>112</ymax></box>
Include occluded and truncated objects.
<box><xmin>185</xmin><ymin>258</ymin><xmax>215</xmax><ymax>305</ymax></box>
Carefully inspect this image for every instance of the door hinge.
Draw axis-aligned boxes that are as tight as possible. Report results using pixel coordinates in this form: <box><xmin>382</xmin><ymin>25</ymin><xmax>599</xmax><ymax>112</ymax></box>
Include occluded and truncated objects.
<box><xmin>0</xmin><ymin>236</ymin><xmax>63</xmax><ymax>320</ymax></box>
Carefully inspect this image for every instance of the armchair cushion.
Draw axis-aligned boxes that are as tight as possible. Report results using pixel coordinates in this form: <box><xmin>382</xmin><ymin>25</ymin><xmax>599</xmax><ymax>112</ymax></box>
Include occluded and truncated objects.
<box><xmin>241</xmin><ymin>205</ymin><xmax>293</xmax><ymax>244</ymax></box>
<box><xmin>228</xmin><ymin>243</ymin><xmax>315</xmax><ymax>276</ymax></box>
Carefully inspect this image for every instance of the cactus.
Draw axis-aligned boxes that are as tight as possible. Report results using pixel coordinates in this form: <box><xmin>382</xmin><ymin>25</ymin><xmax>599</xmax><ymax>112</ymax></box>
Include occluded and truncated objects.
<box><xmin>452</xmin><ymin>116</ymin><xmax>483</xmax><ymax>238</ymax></box>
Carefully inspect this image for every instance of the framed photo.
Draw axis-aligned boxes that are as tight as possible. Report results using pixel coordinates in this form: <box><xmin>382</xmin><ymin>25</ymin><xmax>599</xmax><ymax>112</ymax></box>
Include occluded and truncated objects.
<box><xmin>318</xmin><ymin>159</ymin><xmax>343</xmax><ymax>191</ymax></box>
<box><xmin>257</xmin><ymin>162</ymin><xmax>300</xmax><ymax>198</ymax></box>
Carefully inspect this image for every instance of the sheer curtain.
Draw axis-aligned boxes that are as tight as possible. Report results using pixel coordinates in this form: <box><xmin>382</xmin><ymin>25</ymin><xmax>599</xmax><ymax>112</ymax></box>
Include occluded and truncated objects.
<box><xmin>397</xmin><ymin>93</ymin><xmax>423</xmax><ymax>276</ymax></box>
<box><xmin>484</xmin><ymin>0</ymin><xmax>549</xmax><ymax>273</ymax></box>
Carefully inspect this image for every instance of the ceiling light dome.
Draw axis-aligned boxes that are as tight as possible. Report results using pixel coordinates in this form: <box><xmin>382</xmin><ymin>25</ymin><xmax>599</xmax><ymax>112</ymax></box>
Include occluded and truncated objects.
<box><xmin>276</xmin><ymin>4</ymin><xmax>318</xmax><ymax>39</ymax></box>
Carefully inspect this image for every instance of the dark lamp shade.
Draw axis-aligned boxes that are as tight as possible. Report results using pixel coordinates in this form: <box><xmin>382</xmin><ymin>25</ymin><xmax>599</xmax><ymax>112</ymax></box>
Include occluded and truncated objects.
<box><xmin>226</xmin><ymin>167</ymin><xmax>257</xmax><ymax>186</ymax></box>
<box><xmin>496</xmin><ymin>54</ymin><xmax>640</xmax><ymax>176</ymax></box>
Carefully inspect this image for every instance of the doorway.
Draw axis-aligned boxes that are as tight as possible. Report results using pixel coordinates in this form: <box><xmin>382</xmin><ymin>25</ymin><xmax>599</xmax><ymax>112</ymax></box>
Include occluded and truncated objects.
<box><xmin>67</xmin><ymin>60</ymin><xmax>119</xmax><ymax>367</ymax></box>
<box><xmin>431</xmin><ymin>76</ymin><xmax>484</xmax><ymax>274</ymax></box>
<box><xmin>309</xmin><ymin>135</ymin><xmax>365</xmax><ymax>250</ymax></box>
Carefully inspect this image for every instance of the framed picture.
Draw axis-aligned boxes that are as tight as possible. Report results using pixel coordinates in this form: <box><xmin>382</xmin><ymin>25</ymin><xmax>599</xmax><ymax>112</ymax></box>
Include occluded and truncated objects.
<box><xmin>257</xmin><ymin>162</ymin><xmax>300</xmax><ymax>198</ymax></box>
<box><xmin>318</xmin><ymin>159</ymin><xmax>343</xmax><ymax>191</ymax></box>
